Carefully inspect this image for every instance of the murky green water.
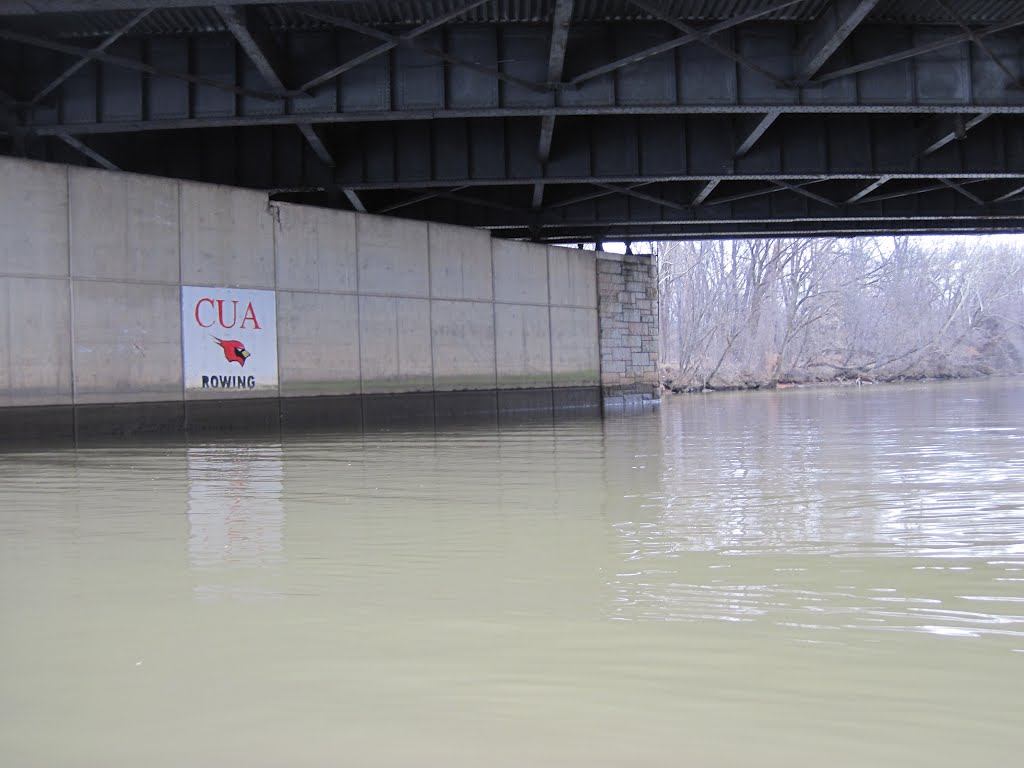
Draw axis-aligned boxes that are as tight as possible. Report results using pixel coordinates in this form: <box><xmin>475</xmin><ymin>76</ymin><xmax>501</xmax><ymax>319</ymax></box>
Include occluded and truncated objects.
<box><xmin>2</xmin><ymin>379</ymin><xmax>1023</xmax><ymax>767</ymax></box>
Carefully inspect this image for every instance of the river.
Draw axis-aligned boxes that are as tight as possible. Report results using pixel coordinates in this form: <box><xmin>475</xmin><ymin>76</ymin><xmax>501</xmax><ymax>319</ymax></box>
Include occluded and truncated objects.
<box><xmin>2</xmin><ymin>378</ymin><xmax>1023</xmax><ymax>767</ymax></box>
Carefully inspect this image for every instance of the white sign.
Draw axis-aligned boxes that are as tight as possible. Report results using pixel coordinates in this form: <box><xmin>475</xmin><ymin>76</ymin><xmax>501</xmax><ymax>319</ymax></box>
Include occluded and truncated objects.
<box><xmin>181</xmin><ymin>286</ymin><xmax>278</xmax><ymax>396</ymax></box>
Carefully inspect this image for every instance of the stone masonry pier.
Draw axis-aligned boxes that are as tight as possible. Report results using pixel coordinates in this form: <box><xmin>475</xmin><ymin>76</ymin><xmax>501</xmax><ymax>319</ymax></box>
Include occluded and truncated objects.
<box><xmin>597</xmin><ymin>254</ymin><xmax>660</xmax><ymax>409</ymax></box>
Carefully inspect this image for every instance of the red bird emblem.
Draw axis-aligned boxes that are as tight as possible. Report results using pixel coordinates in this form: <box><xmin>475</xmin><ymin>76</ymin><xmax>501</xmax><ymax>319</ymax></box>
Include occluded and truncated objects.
<box><xmin>213</xmin><ymin>337</ymin><xmax>251</xmax><ymax>366</ymax></box>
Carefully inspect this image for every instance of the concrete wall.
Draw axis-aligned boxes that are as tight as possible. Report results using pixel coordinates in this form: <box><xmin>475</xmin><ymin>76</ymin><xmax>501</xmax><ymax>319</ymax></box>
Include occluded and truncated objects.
<box><xmin>0</xmin><ymin>158</ymin><xmax>601</xmax><ymax>434</ymax></box>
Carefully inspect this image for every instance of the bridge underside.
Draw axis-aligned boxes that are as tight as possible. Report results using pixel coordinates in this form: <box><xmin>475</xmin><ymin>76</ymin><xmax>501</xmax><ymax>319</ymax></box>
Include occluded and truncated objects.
<box><xmin>2</xmin><ymin>0</ymin><xmax>1024</xmax><ymax>241</ymax></box>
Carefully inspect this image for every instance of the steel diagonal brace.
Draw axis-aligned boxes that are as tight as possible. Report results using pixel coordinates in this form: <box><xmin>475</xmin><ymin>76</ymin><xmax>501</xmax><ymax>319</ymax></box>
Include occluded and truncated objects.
<box><xmin>32</xmin><ymin>9</ymin><xmax>152</xmax><ymax>104</ymax></box>
<box><xmin>0</xmin><ymin>27</ymin><xmax>298</xmax><ymax>100</ymax></box>
<box><xmin>627</xmin><ymin>0</ymin><xmax>791</xmax><ymax>88</ymax></box>
<box><xmin>813</xmin><ymin>16</ymin><xmax>1024</xmax><ymax>84</ymax></box>
<box><xmin>297</xmin><ymin>7</ymin><xmax>549</xmax><ymax>94</ymax></box>
<box><xmin>572</xmin><ymin>0</ymin><xmax>806</xmax><ymax>86</ymax></box>
<box><xmin>533</xmin><ymin>0</ymin><xmax>575</xmax><ymax>209</ymax></box>
<box><xmin>592</xmin><ymin>182</ymin><xmax>691</xmax><ymax>213</ymax></box>
<box><xmin>934</xmin><ymin>0</ymin><xmax>1024</xmax><ymax>90</ymax></box>
<box><xmin>297</xmin><ymin>0</ymin><xmax>492</xmax><ymax>92</ymax></box>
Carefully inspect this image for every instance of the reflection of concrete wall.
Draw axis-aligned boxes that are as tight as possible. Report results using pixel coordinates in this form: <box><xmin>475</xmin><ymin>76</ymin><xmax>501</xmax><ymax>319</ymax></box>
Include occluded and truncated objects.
<box><xmin>0</xmin><ymin>157</ymin><xmax>601</xmax><ymax>429</ymax></box>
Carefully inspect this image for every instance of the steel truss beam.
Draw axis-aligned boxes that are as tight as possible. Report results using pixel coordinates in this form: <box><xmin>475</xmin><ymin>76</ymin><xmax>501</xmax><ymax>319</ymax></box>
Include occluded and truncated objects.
<box><xmin>32</xmin><ymin>114</ymin><xmax>1024</xmax><ymax>201</ymax></box>
<box><xmin>360</xmin><ymin>187</ymin><xmax>1024</xmax><ymax>237</ymax></box>
<box><xmin>8</xmin><ymin>21</ymin><xmax>1023</xmax><ymax>137</ymax></box>
<box><xmin>524</xmin><ymin>218</ymin><xmax>1024</xmax><ymax>242</ymax></box>
<box><xmin>79</xmin><ymin>114</ymin><xmax>1015</xmax><ymax>192</ymax></box>
<box><xmin>262</xmin><ymin>171</ymin><xmax>1024</xmax><ymax>240</ymax></box>
<box><xmin>0</xmin><ymin>1</ymin><xmax>329</xmax><ymax>12</ymax></box>
<box><xmin>5</xmin><ymin>5</ymin><xmax>1024</xmax><ymax>240</ymax></box>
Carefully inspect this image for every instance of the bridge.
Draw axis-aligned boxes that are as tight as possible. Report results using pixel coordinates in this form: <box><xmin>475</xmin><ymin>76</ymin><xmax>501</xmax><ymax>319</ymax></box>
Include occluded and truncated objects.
<box><xmin>2</xmin><ymin>0</ymin><xmax>1024</xmax><ymax>243</ymax></box>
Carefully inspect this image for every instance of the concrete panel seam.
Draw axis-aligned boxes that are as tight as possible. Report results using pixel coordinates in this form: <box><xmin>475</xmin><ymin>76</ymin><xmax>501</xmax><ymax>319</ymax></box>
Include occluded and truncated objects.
<box><xmin>491</xmin><ymin>234</ymin><xmax>500</xmax><ymax>389</ymax></box>
<box><xmin>427</xmin><ymin>230</ymin><xmax>436</xmax><ymax>394</ymax></box>
<box><xmin>177</xmin><ymin>180</ymin><xmax>186</xmax><ymax>405</ymax></box>
<box><xmin>492</xmin><ymin>298</ymin><xmax>559</xmax><ymax>309</ymax></box>
<box><xmin>546</xmin><ymin>254</ymin><xmax>556</xmax><ymax>391</ymax></box>
<box><xmin>1</xmin><ymin>279</ymin><xmax>7</xmax><ymax>403</ymax></box>
<box><xmin>63</xmin><ymin>275</ymin><xmax>184</xmax><ymax>287</ymax></box>
<box><xmin>305</xmin><ymin>288</ymin><xmax>508</xmax><ymax>302</ymax></box>
<box><xmin>0</xmin><ymin>272</ymin><xmax>76</xmax><ymax>282</ymax></box>
<box><xmin>546</xmin><ymin>241</ymin><xmax>552</xmax><ymax>307</ymax></box>
<box><xmin>593</xmin><ymin>260</ymin><xmax>602</xmax><ymax>402</ymax></box>
<box><xmin>263</xmin><ymin>286</ymin><xmax>360</xmax><ymax>298</ymax></box>
<box><xmin>354</xmin><ymin>288</ymin><xmax>432</xmax><ymax>300</ymax></box>
<box><xmin>547</xmin><ymin>302</ymin><xmax>600</xmax><ymax>310</ymax></box>
<box><xmin>272</xmin><ymin>197</ymin><xmax>282</xmax><ymax>401</ymax></box>
<box><xmin>353</xmin><ymin>213</ymin><xmax>361</xmax><ymax>295</ymax></box>
<box><xmin>408</xmin><ymin>293</ymin><xmax>507</xmax><ymax>306</ymax></box>
<box><xmin>64</xmin><ymin>166</ymin><xmax>72</xmax><ymax>280</ymax></box>
<box><xmin>66</xmin><ymin>166</ymin><xmax>77</xmax><ymax>413</ymax></box>
<box><xmin>491</xmin><ymin>295</ymin><xmax>499</xmax><ymax>392</ymax></box>
<box><xmin>355</xmin><ymin>286</ymin><xmax>365</xmax><ymax>396</ymax></box>
<box><xmin>173</xmin><ymin>279</ymin><xmax>279</xmax><ymax>289</ymax></box>
<box><xmin>176</xmin><ymin>180</ymin><xmax>183</xmax><ymax>287</ymax></box>
<box><xmin>354</xmin><ymin>213</ymin><xmax>364</xmax><ymax>395</ymax></box>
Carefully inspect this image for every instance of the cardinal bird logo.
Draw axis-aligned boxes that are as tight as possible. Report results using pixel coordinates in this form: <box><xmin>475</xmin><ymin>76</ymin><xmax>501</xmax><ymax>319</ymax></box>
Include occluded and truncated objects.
<box><xmin>213</xmin><ymin>337</ymin><xmax>251</xmax><ymax>366</ymax></box>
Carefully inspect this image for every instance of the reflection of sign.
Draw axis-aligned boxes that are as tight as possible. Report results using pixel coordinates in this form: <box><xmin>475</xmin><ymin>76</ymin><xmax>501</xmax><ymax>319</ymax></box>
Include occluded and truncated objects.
<box><xmin>187</xmin><ymin>444</ymin><xmax>284</xmax><ymax>601</ymax></box>
<box><xmin>181</xmin><ymin>286</ymin><xmax>278</xmax><ymax>395</ymax></box>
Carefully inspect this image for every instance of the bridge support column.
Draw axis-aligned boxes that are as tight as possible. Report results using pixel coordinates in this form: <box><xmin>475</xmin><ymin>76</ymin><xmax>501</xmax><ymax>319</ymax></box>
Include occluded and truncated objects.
<box><xmin>597</xmin><ymin>253</ymin><xmax>660</xmax><ymax>409</ymax></box>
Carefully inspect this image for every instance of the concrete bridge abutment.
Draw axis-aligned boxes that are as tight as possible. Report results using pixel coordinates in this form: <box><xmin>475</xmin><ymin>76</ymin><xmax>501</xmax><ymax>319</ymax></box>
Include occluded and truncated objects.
<box><xmin>0</xmin><ymin>157</ymin><xmax>659</xmax><ymax>440</ymax></box>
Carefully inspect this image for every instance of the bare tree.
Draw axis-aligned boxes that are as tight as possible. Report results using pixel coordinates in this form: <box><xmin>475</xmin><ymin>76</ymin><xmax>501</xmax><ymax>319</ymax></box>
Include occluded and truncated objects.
<box><xmin>657</xmin><ymin>236</ymin><xmax>1024</xmax><ymax>392</ymax></box>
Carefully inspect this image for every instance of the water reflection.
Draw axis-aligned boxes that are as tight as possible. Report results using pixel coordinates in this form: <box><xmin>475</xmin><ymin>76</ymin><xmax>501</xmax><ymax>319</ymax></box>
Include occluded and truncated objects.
<box><xmin>271</xmin><ymin>425</ymin><xmax>612</xmax><ymax>622</ymax></box>
<box><xmin>187</xmin><ymin>443</ymin><xmax>284</xmax><ymax>600</ymax></box>
<box><xmin>2</xmin><ymin>380</ymin><xmax>1024</xmax><ymax>768</ymax></box>
<box><xmin>604</xmin><ymin>381</ymin><xmax>1024</xmax><ymax>649</ymax></box>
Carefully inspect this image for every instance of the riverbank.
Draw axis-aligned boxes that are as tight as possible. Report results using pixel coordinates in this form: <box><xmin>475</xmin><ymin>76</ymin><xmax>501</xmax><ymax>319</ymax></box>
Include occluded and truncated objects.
<box><xmin>660</xmin><ymin>366</ymin><xmax>1017</xmax><ymax>395</ymax></box>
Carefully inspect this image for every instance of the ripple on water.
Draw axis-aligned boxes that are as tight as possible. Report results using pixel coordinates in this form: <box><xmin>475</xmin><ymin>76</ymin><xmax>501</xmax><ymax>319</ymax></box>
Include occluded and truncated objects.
<box><xmin>1</xmin><ymin>379</ymin><xmax>1023</xmax><ymax>766</ymax></box>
